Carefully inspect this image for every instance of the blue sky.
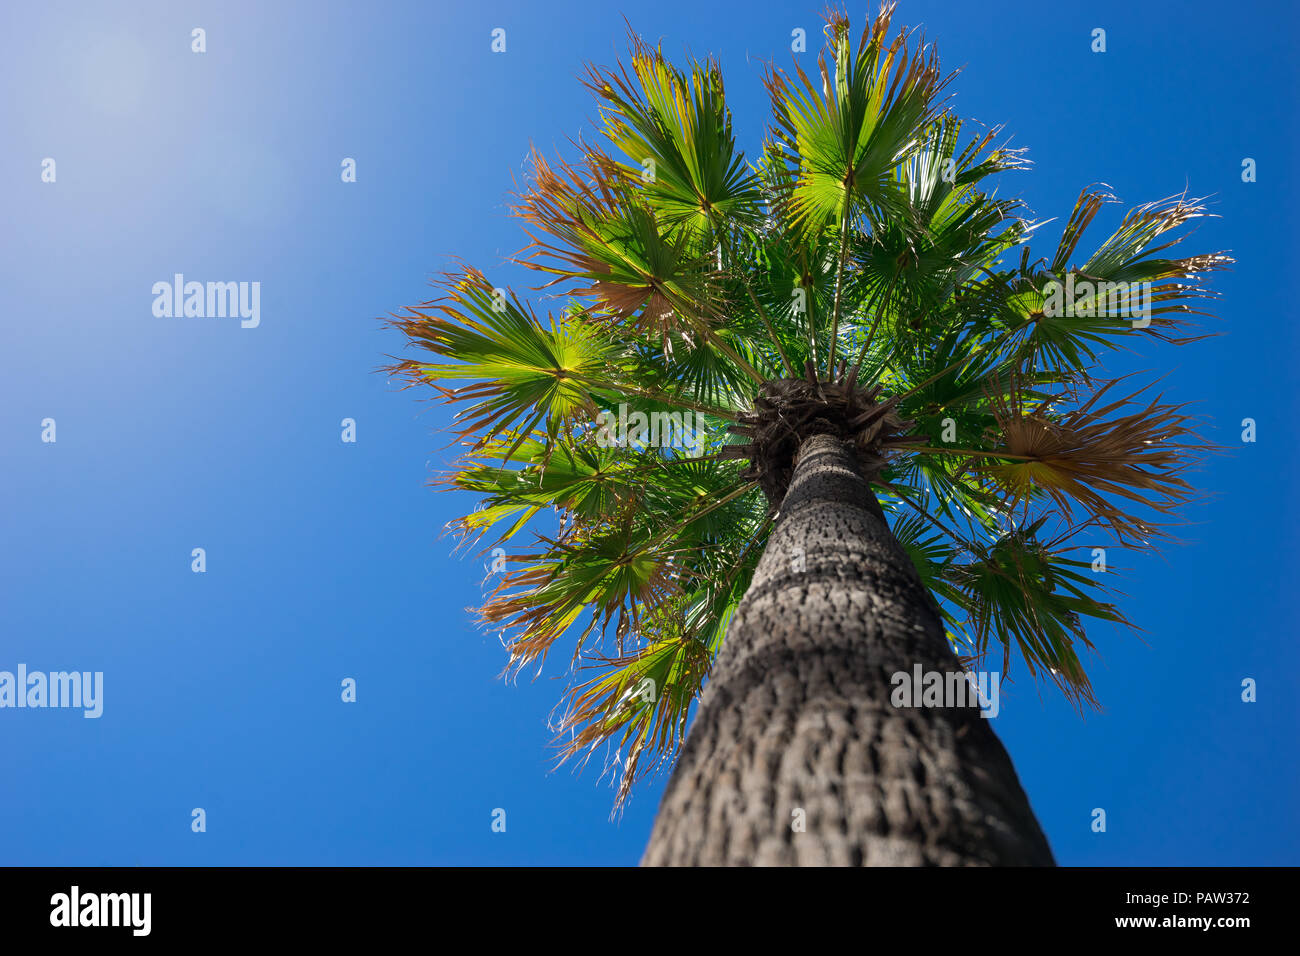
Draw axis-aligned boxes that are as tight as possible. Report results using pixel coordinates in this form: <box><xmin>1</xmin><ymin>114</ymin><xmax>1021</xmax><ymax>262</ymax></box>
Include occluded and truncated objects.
<box><xmin>1</xmin><ymin>0</ymin><xmax>1296</xmax><ymax>866</ymax></box>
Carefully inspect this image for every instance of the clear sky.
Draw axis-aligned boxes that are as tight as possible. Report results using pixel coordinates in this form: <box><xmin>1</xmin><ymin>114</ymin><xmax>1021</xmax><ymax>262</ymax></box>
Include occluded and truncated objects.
<box><xmin>2</xmin><ymin>0</ymin><xmax>1297</xmax><ymax>866</ymax></box>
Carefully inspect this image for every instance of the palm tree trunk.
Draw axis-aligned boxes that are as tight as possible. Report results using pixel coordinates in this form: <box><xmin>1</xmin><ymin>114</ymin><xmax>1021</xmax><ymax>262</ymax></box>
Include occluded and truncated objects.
<box><xmin>642</xmin><ymin>432</ymin><xmax>1055</xmax><ymax>866</ymax></box>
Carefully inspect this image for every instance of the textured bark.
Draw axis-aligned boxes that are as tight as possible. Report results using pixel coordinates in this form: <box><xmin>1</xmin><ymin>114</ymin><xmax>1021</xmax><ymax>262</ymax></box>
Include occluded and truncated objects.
<box><xmin>642</xmin><ymin>433</ymin><xmax>1054</xmax><ymax>866</ymax></box>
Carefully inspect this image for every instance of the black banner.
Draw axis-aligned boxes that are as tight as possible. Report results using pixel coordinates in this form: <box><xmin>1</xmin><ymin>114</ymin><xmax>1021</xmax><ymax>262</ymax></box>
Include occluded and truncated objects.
<box><xmin>0</xmin><ymin>866</ymin><xmax>1280</xmax><ymax>941</ymax></box>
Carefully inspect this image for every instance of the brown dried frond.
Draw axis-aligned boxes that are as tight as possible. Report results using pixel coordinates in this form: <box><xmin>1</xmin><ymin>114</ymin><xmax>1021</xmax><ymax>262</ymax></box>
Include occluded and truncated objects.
<box><xmin>980</xmin><ymin>376</ymin><xmax>1216</xmax><ymax>547</ymax></box>
<box><xmin>511</xmin><ymin>145</ymin><xmax>715</xmax><ymax>353</ymax></box>
<box><xmin>511</xmin><ymin>145</ymin><xmax>628</xmax><ymax>292</ymax></box>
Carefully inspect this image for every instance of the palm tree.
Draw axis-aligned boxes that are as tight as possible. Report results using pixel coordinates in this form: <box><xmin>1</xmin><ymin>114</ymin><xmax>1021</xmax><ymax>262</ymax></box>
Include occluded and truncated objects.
<box><xmin>387</xmin><ymin>4</ymin><xmax>1228</xmax><ymax>865</ymax></box>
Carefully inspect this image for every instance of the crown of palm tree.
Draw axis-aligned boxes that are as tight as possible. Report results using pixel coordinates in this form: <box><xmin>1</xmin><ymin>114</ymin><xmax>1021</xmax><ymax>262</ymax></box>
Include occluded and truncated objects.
<box><xmin>386</xmin><ymin>4</ymin><xmax>1230</xmax><ymax>807</ymax></box>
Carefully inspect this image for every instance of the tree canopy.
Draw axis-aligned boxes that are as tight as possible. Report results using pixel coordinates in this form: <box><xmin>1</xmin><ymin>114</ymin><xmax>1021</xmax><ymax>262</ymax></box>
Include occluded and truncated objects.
<box><xmin>387</xmin><ymin>4</ymin><xmax>1229</xmax><ymax>806</ymax></box>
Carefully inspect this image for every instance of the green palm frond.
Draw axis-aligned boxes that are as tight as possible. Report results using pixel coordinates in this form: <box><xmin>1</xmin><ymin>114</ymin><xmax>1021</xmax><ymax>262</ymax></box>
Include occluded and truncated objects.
<box><xmin>937</xmin><ymin>519</ymin><xmax>1134</xmax><ymax>708</ymax></box>
<box><xmin>582</xmin><ymin>34</ymin><xmax>764</xmax><ymax>239</ymax></box>
<box><xmin>765</xmin><ymin>4</ymin><xmax>948</xmax><ymax>236</ymax></box>
<box><xmin>386</xmin><ymin>268</ymin><xmax>615</xmax><ymax>459</ymax></box>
